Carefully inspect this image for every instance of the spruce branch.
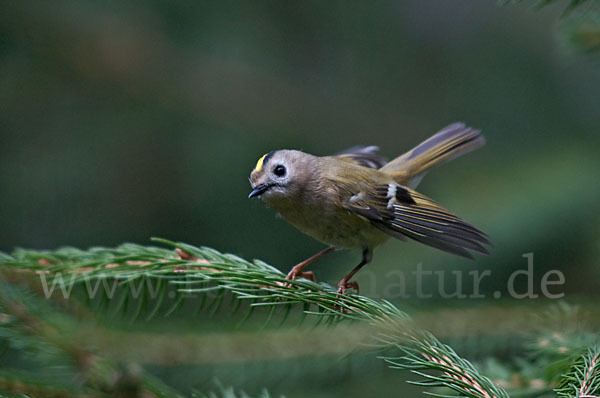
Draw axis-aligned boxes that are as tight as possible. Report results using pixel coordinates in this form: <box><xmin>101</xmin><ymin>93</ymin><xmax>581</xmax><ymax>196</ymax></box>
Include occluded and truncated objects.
<box><xmin>0</xmin><ymin>239</ymin><xmax>510</xmax><ymax>397</ymax></box>
<box><xmin>3</xmin><ymin>238</ymin><xmax>408</xmax><ymax>323</ymax></box>
<box><xmin>379</xmin><ymin>330</ymin><xmax>510</xmax><ymax>398</ymax></box>
<box><xmin>192</xmin><ymin>379</ymin><xmax>279</xmax><ymax>398</ymax></box>
<box><xmin>525</xmin><ymin>302</ymin><xmax>600</xmax><ymax>388</ymax></box>
<box><xmin>556</xmin><ymin>346</ymin><xmax>600</xmax><ymax>398</ymax></box>
<box><xmin>0</xmin><ymin>275</ymin><xmax>182</xmax><ymax>397</ymax></box>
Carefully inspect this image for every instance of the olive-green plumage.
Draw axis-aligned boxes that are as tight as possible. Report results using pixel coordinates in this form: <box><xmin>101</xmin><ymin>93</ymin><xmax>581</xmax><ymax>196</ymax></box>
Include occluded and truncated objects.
<box><xmin>248</xmin><ymin>122</ymin><xmax>489</xmax><ymax>293</ymax></box>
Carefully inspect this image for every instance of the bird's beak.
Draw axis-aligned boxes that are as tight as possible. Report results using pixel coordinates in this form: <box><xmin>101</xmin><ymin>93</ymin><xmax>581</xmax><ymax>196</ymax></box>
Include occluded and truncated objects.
<box><xmin>248</xmin><ymin>184</ymin><xmax>271</xmax><ymax>199</ymax></box>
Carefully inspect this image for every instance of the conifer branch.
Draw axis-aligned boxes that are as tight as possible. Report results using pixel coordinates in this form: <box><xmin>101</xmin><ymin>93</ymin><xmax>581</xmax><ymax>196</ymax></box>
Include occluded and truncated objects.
<box><xmin>0</xmin><ymin>274</ymin><xmax>182</xmax><ymax>397</ymax></box>
<box><xmin>556</xmin><ymin>346</ymin><xmax>600</xmax><ymax>398</ymax></box>
<box><xmin>379</xmin><ymin>330</ymin><xmax>509</xmax><ymax>398</ymax></box>
<box><xmin>0</xmin><ymin>239</ymin><xmax>509</xmax><ymax>397</ymax></box>
<box><xmin>192</xmin><ymin>380</ymin><xmax>277</xmax><ymax>398</ymax></box>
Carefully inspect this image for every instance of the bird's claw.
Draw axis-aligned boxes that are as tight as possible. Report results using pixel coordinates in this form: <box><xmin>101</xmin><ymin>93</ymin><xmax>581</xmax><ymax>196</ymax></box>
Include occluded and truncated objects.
<box><xmin>285</xmin><ymin>268</ymin><xmax>316</xmax><ymax>287</ymax></box>
<box><xmin>336</xmin><ymin>280</ymin><xmax>359</xmax><ymax>296</ymax></box>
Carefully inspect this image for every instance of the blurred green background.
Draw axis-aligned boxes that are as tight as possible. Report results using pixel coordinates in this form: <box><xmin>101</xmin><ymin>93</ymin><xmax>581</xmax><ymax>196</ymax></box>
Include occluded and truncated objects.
<box><xmin>1</xmin><ymin>0</ymin><xmax>600</xmax><ymax>396</ymax></box>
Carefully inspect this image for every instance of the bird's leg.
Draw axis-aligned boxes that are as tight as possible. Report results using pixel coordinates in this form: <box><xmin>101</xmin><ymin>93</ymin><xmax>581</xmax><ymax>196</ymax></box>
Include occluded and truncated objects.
<box><xmin>286</xmin><ymin>246</ymin><xmax>335</xmax><ymax>283</ymax></box>
<box><xmin>337</xmin><ymin>248</ymin><xmax>372</xmax><ymax>295</ymax></box>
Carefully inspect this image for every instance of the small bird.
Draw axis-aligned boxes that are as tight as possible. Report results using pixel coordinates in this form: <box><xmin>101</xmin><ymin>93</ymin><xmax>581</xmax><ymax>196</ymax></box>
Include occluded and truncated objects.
<box><xmin>248</xmin><ymin>122</ymin><xmax>490</xmax><ymax>294</ymax></box>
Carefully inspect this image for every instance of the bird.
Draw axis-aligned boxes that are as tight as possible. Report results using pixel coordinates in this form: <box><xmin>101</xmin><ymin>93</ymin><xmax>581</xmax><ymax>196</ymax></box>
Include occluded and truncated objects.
<box><xmin>248</xmin><ymin>122</ymin><xmax>490</xmax><ymax>295</ymax></box>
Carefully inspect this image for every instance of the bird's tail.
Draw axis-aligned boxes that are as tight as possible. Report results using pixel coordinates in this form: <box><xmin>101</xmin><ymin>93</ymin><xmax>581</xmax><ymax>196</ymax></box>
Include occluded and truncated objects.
<box><xmin>380</xmin><ymin>122</ymin><xmax>485</xmax><ymax>188</ymax></box>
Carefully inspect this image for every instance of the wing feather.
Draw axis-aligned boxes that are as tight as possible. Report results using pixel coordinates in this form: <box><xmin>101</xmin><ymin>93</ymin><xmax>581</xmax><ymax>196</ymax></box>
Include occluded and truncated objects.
<box><xmin>332</xmin><ymin>146</ymin><xmax>388</xmax><ymax>169</ymax></box>
<box><xmin>343</xmin><ymin>183</ymin><xmax>490</xmax><ymax>258</ymax></box>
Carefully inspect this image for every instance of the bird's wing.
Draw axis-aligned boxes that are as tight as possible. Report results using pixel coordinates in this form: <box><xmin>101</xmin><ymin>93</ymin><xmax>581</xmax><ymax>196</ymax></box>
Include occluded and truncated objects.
<box><xmin>331</xmin><ymin>146</ymin><xmax>388</xmax><ymax>169</ymax></box>
<box><xmin>380</xmin><ymin>123</ymin><xmax>485</xmax><ymax>188</ymax></box>
<box><xmin>342</xmin><ymin>183</ymin><xmax>490</xmax><ymax>259</ymax></box>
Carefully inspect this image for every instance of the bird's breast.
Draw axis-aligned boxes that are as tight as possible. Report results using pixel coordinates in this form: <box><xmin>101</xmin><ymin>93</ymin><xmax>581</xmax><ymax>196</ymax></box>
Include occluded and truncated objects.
<box><xmin>270</xmin><ymin>197</ymin><xmax>388</xmax><ymax>249</ymax></box>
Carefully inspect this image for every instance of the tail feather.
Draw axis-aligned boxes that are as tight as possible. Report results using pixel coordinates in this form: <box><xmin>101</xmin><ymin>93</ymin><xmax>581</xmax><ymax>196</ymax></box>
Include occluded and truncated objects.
<box><xmin>381</xmin><ymin>123</ymin><xmax>485</xmax><ymax>188</ymax></box>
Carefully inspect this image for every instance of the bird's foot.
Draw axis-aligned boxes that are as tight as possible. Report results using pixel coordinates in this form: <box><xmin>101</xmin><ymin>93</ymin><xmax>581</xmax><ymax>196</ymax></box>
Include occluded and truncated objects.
<box><xmin>285</xmin><ymin>265</ymin><xmax>317</xmax><ymax>287</ymax></box>
<box><xmin>335</xmin><ymin>280</ymin><xmax>359</xmax><ymax>313</ymax></box>
<box><xmin>336</xmin><ymin>280</ymin><xmax>359</xmax><ymax>296</ymax></box>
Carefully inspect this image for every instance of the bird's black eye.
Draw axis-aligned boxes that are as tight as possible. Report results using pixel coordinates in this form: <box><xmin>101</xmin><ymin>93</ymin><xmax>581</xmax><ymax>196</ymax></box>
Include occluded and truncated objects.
<box><xmin>273</xmin><ymin>165</ymin><xmax>286</xmax><ymax>177</ymax></box>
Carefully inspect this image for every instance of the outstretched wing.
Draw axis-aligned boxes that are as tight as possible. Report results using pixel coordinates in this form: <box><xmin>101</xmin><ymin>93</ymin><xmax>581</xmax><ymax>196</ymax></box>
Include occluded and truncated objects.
<box><xmin>332</xmin><ymin>146</ymin><xmax>388</xmax><ymax>169</ymax></box>
<box><xmin>380</xmin><ymin>123</ymin><xmax>485</xmax><ymax>188</ymax></box>
<box><xmin>343</xmin><ymin>183</ymin><xmax>490</xmax><ymax>259</ymax></box>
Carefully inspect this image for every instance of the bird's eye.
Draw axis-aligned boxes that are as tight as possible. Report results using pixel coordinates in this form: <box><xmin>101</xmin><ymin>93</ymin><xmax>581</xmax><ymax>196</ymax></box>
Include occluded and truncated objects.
<box><xmin>273</xmin><ymin>165</ymin><xmax>286</xmax><ymax>177</ymax></box>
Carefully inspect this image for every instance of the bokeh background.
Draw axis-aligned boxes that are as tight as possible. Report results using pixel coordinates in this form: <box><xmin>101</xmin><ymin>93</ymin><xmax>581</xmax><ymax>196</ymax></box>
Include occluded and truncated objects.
<box><xmin>2</xmin><ymin>1</ymin><xmax>600</xmax><ymax>396</ymax></box>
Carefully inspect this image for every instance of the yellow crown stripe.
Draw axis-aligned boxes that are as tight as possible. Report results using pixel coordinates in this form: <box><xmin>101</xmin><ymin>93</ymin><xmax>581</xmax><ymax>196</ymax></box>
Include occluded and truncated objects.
<box><xmin>254</xmin><ymin>154</ymin><xmax>268</xmax><ymax>172</ymax></box>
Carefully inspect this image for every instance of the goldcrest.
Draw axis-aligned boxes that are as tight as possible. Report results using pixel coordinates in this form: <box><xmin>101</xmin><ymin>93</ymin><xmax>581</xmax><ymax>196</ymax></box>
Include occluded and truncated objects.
<box><xmin>249</xmin><ymin>122</ymin><xmax>490</xmax><ymax>294</ymax></box>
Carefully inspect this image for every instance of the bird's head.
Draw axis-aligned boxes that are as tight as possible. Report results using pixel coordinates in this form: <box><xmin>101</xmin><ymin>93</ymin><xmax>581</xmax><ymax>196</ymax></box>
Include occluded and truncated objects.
<box><xmin>248</xmin><ymin>150</ymin><xmax>315</xmax><ymax>202</ymax></box>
